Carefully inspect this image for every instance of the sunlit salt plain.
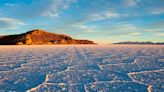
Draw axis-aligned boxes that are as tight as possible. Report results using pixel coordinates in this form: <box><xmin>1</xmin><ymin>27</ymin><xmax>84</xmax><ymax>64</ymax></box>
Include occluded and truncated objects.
<box><xmin>0</xmin><ymin>45</ymin><xmax>164</xmax><ymax>92</ymax></box>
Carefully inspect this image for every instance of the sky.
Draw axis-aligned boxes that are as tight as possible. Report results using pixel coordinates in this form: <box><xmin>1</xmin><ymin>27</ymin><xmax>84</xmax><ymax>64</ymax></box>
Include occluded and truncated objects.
<box><xmin>0</xmin><ymin>0</ymin><xmax>163</xmax><ymax>44</ymax></box>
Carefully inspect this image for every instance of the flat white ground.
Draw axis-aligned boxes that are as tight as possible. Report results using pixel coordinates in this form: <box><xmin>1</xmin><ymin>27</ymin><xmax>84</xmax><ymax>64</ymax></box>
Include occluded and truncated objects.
<box><xmin>0</xmin><ymin>45</ymin><xmax>164</xmax><ymax>92</ymax></box>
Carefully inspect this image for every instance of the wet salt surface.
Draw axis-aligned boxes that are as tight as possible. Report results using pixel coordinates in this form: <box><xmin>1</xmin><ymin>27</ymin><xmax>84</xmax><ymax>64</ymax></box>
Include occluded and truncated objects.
<box><xmin>0</xmin><ymin>45</ymin><xmax>164</xmax><ymax>92</ymax></box>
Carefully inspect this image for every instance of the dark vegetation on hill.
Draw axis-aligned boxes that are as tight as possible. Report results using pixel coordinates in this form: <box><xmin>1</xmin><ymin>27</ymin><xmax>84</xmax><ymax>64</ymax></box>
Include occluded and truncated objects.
<box><xmin>0</xmin><ymin>29</ymin><xmax>95</xmax><ymax>45</ymax></box>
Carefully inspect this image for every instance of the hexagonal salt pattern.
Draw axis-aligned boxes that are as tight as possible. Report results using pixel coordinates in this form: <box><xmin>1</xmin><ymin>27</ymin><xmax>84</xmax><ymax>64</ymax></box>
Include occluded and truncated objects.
<box><xmin>0</xmin><ymin>45</ymin><xmax>164</xmax><ymax>92</ymax></box>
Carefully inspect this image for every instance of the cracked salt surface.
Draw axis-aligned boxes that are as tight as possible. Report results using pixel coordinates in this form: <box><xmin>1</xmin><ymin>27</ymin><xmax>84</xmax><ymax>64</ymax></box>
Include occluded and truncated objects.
<box><xmin>0</xmin><ymin>45</ymin><xmax>164</xmax><ymax>92</ymax></box>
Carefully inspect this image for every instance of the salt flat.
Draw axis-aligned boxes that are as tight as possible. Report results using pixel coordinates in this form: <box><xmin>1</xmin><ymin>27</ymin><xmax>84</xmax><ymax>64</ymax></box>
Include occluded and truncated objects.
<box><xmin>0</xmin><ymin>45</ymin><xmax>164</xmax><ymax>92</ymax></box>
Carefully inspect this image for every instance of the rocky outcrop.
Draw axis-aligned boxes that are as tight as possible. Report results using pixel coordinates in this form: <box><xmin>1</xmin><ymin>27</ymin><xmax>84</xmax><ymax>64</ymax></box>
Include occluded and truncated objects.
<box><xmin>0</xmin><ymin>29</ymin><xmax>95</xmax><ymax>45</ymax></box>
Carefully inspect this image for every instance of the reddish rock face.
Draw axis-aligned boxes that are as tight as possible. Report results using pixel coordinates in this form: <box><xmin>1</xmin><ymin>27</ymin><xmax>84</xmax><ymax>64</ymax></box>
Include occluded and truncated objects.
<box><xmin>0</xmin><ymin>29</ymin><xmax>95</xmax><ymax>45</ymax></box>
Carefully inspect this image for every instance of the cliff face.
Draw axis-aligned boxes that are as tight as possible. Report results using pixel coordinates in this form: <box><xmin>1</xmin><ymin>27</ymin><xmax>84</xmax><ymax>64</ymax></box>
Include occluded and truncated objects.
<box><xmin>0</xmin><ymin>29</ymin><xmax>95</xmax><ymax>45</ymax></box>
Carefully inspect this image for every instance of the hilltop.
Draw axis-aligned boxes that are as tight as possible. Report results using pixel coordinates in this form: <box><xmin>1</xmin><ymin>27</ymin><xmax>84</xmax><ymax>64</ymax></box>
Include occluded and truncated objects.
<box><xmin>114</xmin><ymin>41</ymin><xmax>164</xmax><ymax>45</ymax></box>
<box><xmin>0</xmin><ymin>29</ymin><xmax>95</xmax><ymax>45</ymax></box>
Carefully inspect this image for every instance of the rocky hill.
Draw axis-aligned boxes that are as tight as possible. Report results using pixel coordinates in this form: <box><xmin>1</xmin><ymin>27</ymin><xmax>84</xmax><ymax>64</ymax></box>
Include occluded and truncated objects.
<box><xmin>0</xmin><ymin>29</ymin><xmax>95</xmax><ymax>45</ymax></box>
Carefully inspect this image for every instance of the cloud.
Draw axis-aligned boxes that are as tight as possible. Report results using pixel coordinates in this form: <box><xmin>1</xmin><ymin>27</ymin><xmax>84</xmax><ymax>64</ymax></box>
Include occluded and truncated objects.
<box><xmin>143</xmin><ymin>21</ymin><xmax>164</xmax><ymax>33</ymax></box>
<box><xmin>143</xmin><ymin>29</ymin><xmax>163</xmax><ymax>33</ymax></box>
<box><xmin>128</xmin><ymin>32</ymin><xmax>140</xmax><ymax>36</ymax></box>
<box><xmin>119</xmin><ymin>32</ymin><xmax>141</xmax><ymax>37</ymax></box>
<box><xmin>88</xmin><ymin>10</ymin><xmax>120</xmax><ymax>21</ymax></box>
<box><xmin>124</xmin><ymin>0</ymin><xmax>140</xmax><ymax>7</ymax></box>
<box><xmin>88</xmin><ymin>13</ymin><xmax>105</xmax><ymax>21</ymax></box>
<box><xmin>99</xmin><ymin>23</ymin><xmax>141</xmax><ymax>37</ymax></box>
<box><xmin>149</xmin><ymin>7</ymin><xmax>164</xmax><ymax>15</ymax></box>
<box><xmin>155</xmin><ymin>33</ymin><xmax>164</xmax><ymax>36</ymax></box>
<box><xmin>42</xmin><ymin>0</ymin><xmax>77</xmax><ymax>17</ymax></box>
<box><xmin>0</xmin><ymin>0</ymin><xmax>77</xmax><ymax>19</ymax></box>
<box><xmin>144</xmin><ymin>29</ymin><xmax>156</xmax><ymax>32</ymax></box>
<box><xmin>71</xmin><ymin>24</ymin><xmax>97</xmax><ymax>33</ymax></box>
<box><xmin>116</xmin><ymin>24</ymin><xmax>136</xmax><ymax>31</ymax></box>
<box><xmin>5</xmin><ymin>3</ymin><xmax>19</xmax><ymax>7</ymax></box>
<box><xmin>104</xmin><ymin>11</ymin><xmax>120</xmax><ymax>18</ymax></box>
<box><xmin>0</xmin><ymin>18</ymin><xmax>25</xmax><ymax>30</ymax></box>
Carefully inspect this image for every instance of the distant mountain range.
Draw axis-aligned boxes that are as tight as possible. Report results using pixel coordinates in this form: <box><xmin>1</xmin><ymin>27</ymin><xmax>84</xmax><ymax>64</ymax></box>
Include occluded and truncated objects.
<box><xmin>114</xmin><ymin>41</ymin><xmax>164</xmax><ymax>45</ymax></box>
<box><xmin>0</xmin><ymin>29</ymin><xmax>95</xmax><ymax>45</ymax></box>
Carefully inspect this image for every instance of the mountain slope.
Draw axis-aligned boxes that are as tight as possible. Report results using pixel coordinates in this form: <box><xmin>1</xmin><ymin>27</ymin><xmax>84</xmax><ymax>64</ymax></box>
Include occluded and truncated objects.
<box><xmin>0</xmin><ymin>29</ymin><xmax>95</xmax><ymax>45</ymax></box>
